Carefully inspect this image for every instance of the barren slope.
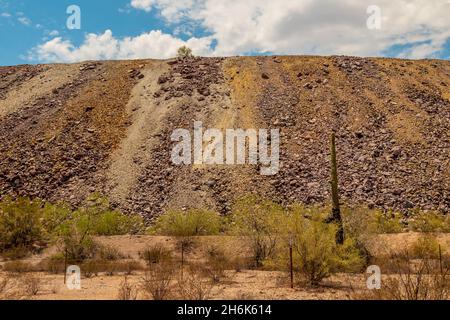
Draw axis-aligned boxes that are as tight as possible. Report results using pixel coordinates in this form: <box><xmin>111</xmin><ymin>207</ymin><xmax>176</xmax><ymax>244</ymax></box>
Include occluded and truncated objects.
<box><xmin>0</xmin><ymin>56</ymin><xmax>449</xmax><ymax>220</ymax></box>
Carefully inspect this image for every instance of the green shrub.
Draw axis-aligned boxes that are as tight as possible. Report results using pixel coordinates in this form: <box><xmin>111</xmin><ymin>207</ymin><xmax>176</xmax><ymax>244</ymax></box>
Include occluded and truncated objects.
<box><xmin>409</xmin><ymin>211</ymin><xmax>450</xmax><ymax>233</ymax></box>
<box><xmin>63</xmin><ymin>194</ymin><xmax>144</xmax><ymax>236</ymax></box>
<box><xmin>229</xmin><ymin>195</ymin><xmax>284</xmax><ymax>267</ymax></box>
<box><xmin>0</xmin><ymin>197</ymin><xmax>45</xmax><ymax>256</ymax></box>
<box><xmin>152</xmin><ymin>209</ymin><xmax>221</xmax><ymax>237</ymax></box>
<box><xmin>41</xmin><ymin>202</ymin><xmax>72</xmax><ymax>237</ymax></box>
<box><xmin>177</xmin><ymin>46</ymin><xmax>193</xmax><ymax>58</ymax></box>
<box><xmin>61</xmin><ymin>224</ymin><xmax>98</xmax><ymax>262</ymax></box>
<box><xmin>91</xmin><ymin>211</ymin><xmax>144</xmax><ymax>235</ymax></box>
<box><xmin>410</xmin><ymin>235</ymin><xmax>442</xmax><ymax>259</ymax></box>
<box><xmin>373</xmin><ymin>210</ymin><xmax>404</xmax><ymax>233</ymax></box>
<box><xmin>269</xmin><ymin>206</ymin><xmax>365</xmax><ymax>286</ymax></box>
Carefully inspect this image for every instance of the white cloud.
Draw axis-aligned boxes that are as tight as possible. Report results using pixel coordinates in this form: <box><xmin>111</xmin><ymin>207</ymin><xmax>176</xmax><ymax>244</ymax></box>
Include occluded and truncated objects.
<box><xmin>48</xmin><ymin>30</ymin><xmax>59</xmax><ymax>36</ymax></box>
<box><xmin>1</xmin><ymin>12</ymin><xmax>11</xmax><ymax>18</ymax></box>
<box><xmin>29</xmin><ymin>0</ymin><xmax>450</xmax><ymax>63</ymax></box>
<box><xmin>18</xmin><ymin>16</ymin><xmax>31</xmax><ymax>26</ymax></box>
<box><xmin>130</xmin><ymin>0</ymin><xmax>155</xmax><ymax>12</ymax></box>
<box><xmin>130</xmin><ymin>0</ymin><xmax>450</xmax><ymax>59</ymax></box>
<box><xmin>30</xmin><ymin>29</ymin><xmax>213</xmax><ymax>63</ymax></box>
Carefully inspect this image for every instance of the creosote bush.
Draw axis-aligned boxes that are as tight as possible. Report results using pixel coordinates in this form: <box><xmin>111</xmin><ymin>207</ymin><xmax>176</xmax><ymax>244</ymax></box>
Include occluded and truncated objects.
<box><xmin>0</xmin><ymin>194</ymin><xmax>144</xmax><ymax>259</ymax></box>
<box><xmin>229</xmin><ymin>195</ymin><xmax>284</xmax><ymax>267</ymax></box>
<box><xmin>409</xmin><ymin>211</ymin><xmax>450</xmax><ymax>233</ymax></box>
<box><xmin>0</xmin><ymin>197</ymin><xmax>46</xmax><ymax>257</ymax></box>
<box><xmin>269</xmin><ymin>205</ymin><xmax>365</xmax><ymax>286</ymax></box>
<box><xmin>410</xmin><ymin>235</ymin><xmax>442</xmax><ymax>259</ymax></box>
<box><xmin>152</xmin><ymin>209</ymin><xmax>221</xmax><ymax>237</ymax></box>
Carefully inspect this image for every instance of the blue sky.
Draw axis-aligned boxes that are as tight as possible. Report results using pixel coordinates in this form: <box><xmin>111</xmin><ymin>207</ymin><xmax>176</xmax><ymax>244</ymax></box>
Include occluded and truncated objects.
<box><xmin>0</xmin><ymin>0</ymin><xmax>449</xmax><ymax>66</ymax></box>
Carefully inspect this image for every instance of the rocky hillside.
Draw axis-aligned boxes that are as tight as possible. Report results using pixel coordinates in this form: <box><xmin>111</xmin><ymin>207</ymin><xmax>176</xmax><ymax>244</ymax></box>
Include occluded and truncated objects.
<box><xmin>0</xmin><ymin>56</ymin><xmax>449</xmax><ymax>220</ymax></box>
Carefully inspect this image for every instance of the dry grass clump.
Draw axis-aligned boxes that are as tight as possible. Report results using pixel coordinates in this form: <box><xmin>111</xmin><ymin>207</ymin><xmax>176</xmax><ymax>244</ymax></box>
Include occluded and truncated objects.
<box><xmin>177</xmin><ymin>265</ymin><xmax>214</xmax><ymax>300</ymax></box>
<box><xmin>80</xmin><ymin>259</ymin><xmax>143</xmax><ymax>278</ymax></box>
<box><xmin>140</xmin><ymin>244</ymin><xmax>172</xmax><ymax>266</ymax></box>
<box><xmin>2</xmin><ymin>261</ymin><xmax>34</xmax><ymax>273</ymax></box>
<box><xmin>0</xmin><ymin>275</ymin><xmax>13</xmax><ymax>300</ymax></box>
<box><xmin>204</xmin><ymin>246</ymin><xmax>229</xmax><ymax>283</ymax></box>
<box><xmin>140</xmin><ymin>261</ymin><xmax>176</xmax><ymax>300</ymax></box>
<box><xmin>37</xmin><ymin>254</ymin><xmax>65</xmax><ymax>274</ymax></box>
<box><xmin>20</xmin><ymin>274</ymin><xmax>42</xmax><ymax>296</ymax></box>
<box><xmin>117</xmin><ymin>276</ymin><xmax>139</xmax><ymax>300</ymax></box>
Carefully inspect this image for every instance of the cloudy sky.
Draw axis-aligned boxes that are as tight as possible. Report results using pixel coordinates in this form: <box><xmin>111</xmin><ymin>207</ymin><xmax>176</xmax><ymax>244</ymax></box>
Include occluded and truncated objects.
<box><xmin>0</xmin><ymin>0</ymin><xmax>449</xmax><ymax>66</ymax></box>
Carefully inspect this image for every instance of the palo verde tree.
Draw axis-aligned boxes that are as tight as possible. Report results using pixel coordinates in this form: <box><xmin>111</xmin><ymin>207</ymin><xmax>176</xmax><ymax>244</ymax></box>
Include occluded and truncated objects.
<box><xmin>177</xmin><ymin>46</ymin><xmax>194</xmax><ymax>59</ymax></box>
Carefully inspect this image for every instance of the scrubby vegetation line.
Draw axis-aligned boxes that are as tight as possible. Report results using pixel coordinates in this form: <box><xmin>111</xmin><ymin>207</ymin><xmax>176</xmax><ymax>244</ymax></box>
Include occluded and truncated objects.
<box><xmin>0</xmin><ymin>193</ymin><xmax>448</xmax><ymax>300</ymax></box>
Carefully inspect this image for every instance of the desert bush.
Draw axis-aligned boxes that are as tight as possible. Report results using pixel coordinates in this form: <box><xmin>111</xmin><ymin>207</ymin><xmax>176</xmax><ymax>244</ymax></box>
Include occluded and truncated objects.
<box><xmin>0</xmin><ymin>246</ymin><xmax>32</xmax><ymax>260</ymax></box>
<box><xmin>38</xmin><ymin>253</ymin><xmax>66</xmax><ymax>274</ymax></box>
<box><xmin>80</xmin><ymin>259</ymin><xmax>105</xmax><ymax>278</ymax></box>
<box><xmin>140</xmin><ymin>262</ymin><xmax>176</xmax><ymax>300</ymax></box>
<box><xmin>0</xmin><ymin>197</ymin><xmax>46</xmax><ymax>257</ymax></box>
<box><xmin>177</xmin><ymin>266</ymin><xmax>214</xmax><ymax>300</ymax></box>
<box><xmin>0</xmin><ymin>274</ymin><xmax>20</xmax><ymax>300</ymax></box>
<box><xmin>61</xmin><ymin>227</ymin><xmax>98</xmax><ymax>262</ymax></box>
<box><xmin>3</xmin><ymin>261</ymin><xmax>34</xmax><ymax>273</ymax></box>
<box><xmin>409</xmin><ymin>211</ymin><xmax>450</xmax><ymax>233</ymax></box>
<box><xmin>117</xmin><ymin>276</ymin><xmax>138</xmax><ymax>300</ymax></box>
<box><xmin>177</xmin><ymin>46</ymin><xmax>193</xmax><ymax>58</ymax></box>
<box><xmin>372</xmin><ymin>210</ymin><xmax>404</xmax><ymax>233</ymax></box>
<box><xmin>229</xmin><ymin>256</ymin><xmax>252</xmax><ymax>272</ymax></box>
<box><xmin>230</xmin><ymin>195</ymin><xmax>284</xmax><ymax>267</ymax></box>
<box><xmin>152</xmin><ymin>209</ymin><xmax>221</xmax><ymax>237</ymax></box>
<box><xmin>97</xmin><ymin>244</ymin><xmax>124</xmax><ymax>261</ymax></box>
<box><xmin>80</xmin><ymin>259</ymin><xmax>142</xmax><ymax>278</ymax></box>
<box><xmin>204</xmin><ymin>246</ymin><xmax>229</xmax><ymax>282</ymax></box>
<box><xmin>140</xmin><ymin>244</ymin><xmax>172</xmax><ymax>266</ymax></box>
<box><xmin>117</xmin><ymin>260</ymin><xmax>144</xmax><ymax>275</ymax></box>
<box><xmin>353</xmin><ymin>252</ymin><xmax>449</xmax><ymax>300</ymax></box>
<box><xmin>0</xmin><ymin>195</ymin><xmax>141</xmax><ymax>260</ymax></box>
<box><xmin>41</xmin><ymin>201</ymin><xmax>72</xmax><ymax>237</ymax></box>
<box><xmin>90</xmin><ymin>210</ymin><xmax>145</xmax><ymax>236</ymax></box>
<box><xmin>53</xmin><ymin>194</ymin><xmax>144</xmax><ymax>240</ymax></box>
<box><xmin>20</xmin><ymin>274</ymin><xmax>41</xmax><ymax>296</ymax></box>
<box><xmin>410</xmin><ymin>235</ymin><xmax>441</xmax><ymax>259</ymax></box>
<box><xmin>342</xmin><ymin>206</ymin><xmax>405</xmax><ymax>235</ymax></box>
<box><xmin>270</xmin><ymin>206</ymin><xmax>365</xmax><ymax>286</ymax></box>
